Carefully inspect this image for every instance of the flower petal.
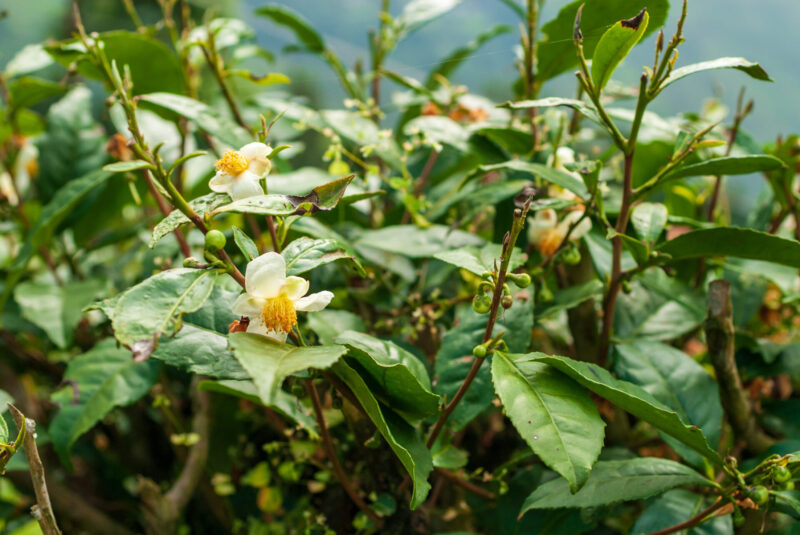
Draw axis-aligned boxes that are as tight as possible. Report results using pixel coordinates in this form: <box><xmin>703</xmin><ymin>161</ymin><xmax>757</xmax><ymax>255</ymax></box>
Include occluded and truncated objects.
<box><xmin>527</xmin><ymin>209</ymin><xmax>557</xmax><ymax>245</ymax></box>
<box><xmin>240</xmin><ymin>142</ymin><xmax>272</xmax><ymax>176</ymax></box>
<box><xmin>246</xmin><ymin>320</ymin><xmax>288</xmax><ymax>342</ymax></box>
<box><xmin>282</xmin><ymin>276</ymin><xmax>309</xmax><ymax>301</ymax></box>
<box><xmin>295</xmin><ymin>291</ymin><xmax>334</xmax><ymax>312</ymax></box>
<box><xmin>559</xmin><ymin>210</ymin><xmax>592</xmax><ymax>240</ymax></box>
<box><xmin>246</xmin><ymin>252</ymin><xmax>286</xmax><ymax>298</ymax></box>
<box><xmin>231</xmin><ymin>293</ymin><xmax>264</xmax><ymax>317</ymax></box>
<box><xmin>209</xmin><ymin>171</ymin><xmax>234</xmax><ymax>192</ymax></box>
<box><xmin>228</xmin><ymin>170</ymin><xmax>264</xmax><ymax>201</ymax></box>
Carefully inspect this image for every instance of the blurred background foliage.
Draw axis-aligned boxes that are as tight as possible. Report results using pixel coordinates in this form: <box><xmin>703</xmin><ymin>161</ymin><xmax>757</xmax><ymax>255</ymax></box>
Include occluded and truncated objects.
<box><xmin>1</xmin><ymin>0</ymin><xmax>798</xmax><ymax>221</ymax></box>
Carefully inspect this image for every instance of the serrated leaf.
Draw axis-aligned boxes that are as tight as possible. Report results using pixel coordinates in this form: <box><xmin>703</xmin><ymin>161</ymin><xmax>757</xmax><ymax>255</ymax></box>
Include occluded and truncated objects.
<box><xmin>102</xmin><ymin>160</ymin><xmax>153</xmax><ymax>173</ymax></box>
<box><xmin>535</xmin><ymin>279</ymin><xmax>604</xmax><ymax>320</ymax></box>
<box><xmin>531</xmin><ymin>354</ymin><xmax>722</xmax><ymax>464</ymax></box>
<box><xmin>631</xmin><ymin>202</ymin><xmax>668</xmax><ymax>243</ymax></box>
<box><xmin>631</xmin><ymin>489</ymin><xmax>733</xmax><ymax>534</ymax></box>
<box><xmin>229</xmin><ymin>332</ymin><xmax>346</xmax><ymax>404</ymax></box>
<box><xmin>307</xmin><ymin>309</ymin><xmax>366</xmax><ymax>346</ymax></box>
<box><xmin>591</xmin><ymin>9</ymin><xmax>649</xmax><ymax>91</ymax></box>
<box><xmin>0</xmin><ymin>169</ymin><xmax>112</xmax><ymax>315</ymax></box>
<box><xmin>0</xmin><ymin>390</ymin><xmax>11</xmax><ymax>443</ymax></box>
<box><xmin>395</xmin><ymin>0</ymin><xmax>463</xmax><ymax>38</ymax></box>
<box><xmin>255</xmin><ymin>4</ymin><xmax>326</xmax><ymax>52</ymax></box>
<box><xmin>658</xmin><ymin>227</ymin><xmax>800</xmax><ymax>269</ymax></box>
<box><xmin>232</xmin><ymin>226</ymin><xmax>259</xmax><ymax>261</ymax></box>
<box><xmin>664</xmin><ymin>155</ymin><xmax>784</xmax><ymax>182</ymax></box>
<box><xmin>199</xmin><ymin>379</ymin><xmax>318</xmax><ymax>438</ymax></box>
<box><xmin>500</xmin><ymin>97</ymin><xmax>601</xmax><ymax>126</ymax></box>
<box><xmin>334</xmin><ymin>331</ymin><xmax>439</xmax><ymax>423</ymax></box>
<box><xmin>7</xmin><ymin>76</ymin><xmax>66</xmax><ymax>110</ymax></box>
<box><xmin>434</xmin><ymin>243</ymin><xmax>527</xmax><ymax>276</ymax></box>
<box><xmin>520</xmin><ymin>458</ymin><xmax>713</xmax><ymax>513</ymax></box>
<box><xmin>112</xmin><ymin>269</ymin><xmax>218</xmax><ymax>360</ymax></box>
<box><xmin>662</xmin><ymin>57</ymin><xmax>771</xmax><ymax>90</ymax></box>
<box><xmin>356</xmin><ymin>224</ymin><xmax>483</xmax><ymax>259</ymax></box>
<box><xmin>214</xmin><ymin>175</ymin><xmax>354</xmax><ymax>217</ymax></box>
<box><xmin>281</xmin><ymin>237</ymin><xmax>364</xmax><ymax>277</ymax></box>
<box><xmin>332</xmin><ymin>359</ymin><xmax>432</xmax><ymax>509</ymax></box>
<box><xmin>480</xmin><ymin>160</ymin><xmax>589</xmax><ymax>199</ymax></box>
<box><xmin>150</xmin><ymin>193</ymin><xmax>229</xmax><ymax>248</ymax></box>
<box><xmin>152</xmin><ymin>323</ymin><xmax>247</xmax><ymax>379</ymax></box>
<box><xmin>492</xmin><ymin>352</ymin><xmax>604</xmax><ymax>492</ymax></box>
<box><xmin>49</xmin><ymin>340</ymin><xmax>161</xmax><ymax>467</ymax></box>
<box><xmin>139</xmin><ymin>92</ymin><xmax>251</xmax><ymax>148</ymax></box>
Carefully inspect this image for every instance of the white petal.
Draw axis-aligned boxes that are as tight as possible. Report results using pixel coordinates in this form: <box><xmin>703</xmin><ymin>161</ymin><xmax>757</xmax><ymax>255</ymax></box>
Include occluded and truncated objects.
<box><xmin>527</xmin><ymin>209</ymin><xmax>557</xmax><ymax>245</ymax></box>
<box><xmin>240</xmin><ymin>142</ymin><xmax>272</xmax><ymax>176</ymax></box>
<box><xmin>295</xmin><ymin>291</ymin><xmax>334</xmax><ymax>312</ymax></box>
<box><xmin>209</xmin><ymin>172</ymin><xmax>234</xmax><ymax>192</ymax></box>
<box><xmin>246</xmin><ymin>320</ymin><xmax>288</xmax><ymax>342</ymax></box>
<box><xmin>559</xmin><ymin>210</ymin><xmax>592</xmax><ymax>240</ymax></box>
<box><xmin>282</xmin><ymin>276</ymin><xmax>309</xmax><ymax>301</ymax></box>
<box><xmin>246</xmin><ymin>252</ymin><xmax>286</xmax><ymax>298</ymax></box>
<box><xmin>231</xmin><ymin>293</ymin><xmax>264</xmax><ymax>317</ymax></box>
<box><xmin>228</xmin><ymin>171</ymin><xmax>264</xmax><ymax>201</ymax></box>
<box><xmin>554</xmin><ymin>146</ymin><xmax>576</xmax><ymax>168</ymax></box>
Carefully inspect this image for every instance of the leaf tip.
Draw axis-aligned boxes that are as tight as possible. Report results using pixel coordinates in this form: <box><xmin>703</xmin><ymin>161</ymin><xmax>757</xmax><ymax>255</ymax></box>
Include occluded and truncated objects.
<box><xmin>621</xmin><ymin>8</ymin><xmax>647</xmax><ymax>30</ymax></box>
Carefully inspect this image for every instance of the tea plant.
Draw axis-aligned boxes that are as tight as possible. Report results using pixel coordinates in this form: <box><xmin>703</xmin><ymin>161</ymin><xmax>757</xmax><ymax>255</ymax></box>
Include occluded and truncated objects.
<box><xmin>1</xmin><ymin>1</ymin><xmax>800</xmax><ymax>534</ymax></box>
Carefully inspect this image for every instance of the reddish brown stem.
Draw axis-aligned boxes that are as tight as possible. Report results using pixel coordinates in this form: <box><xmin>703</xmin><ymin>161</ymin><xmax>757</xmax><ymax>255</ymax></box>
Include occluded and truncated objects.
<box><xmin>648</xmin><ymin>498</ymin><xmax>726</xmax><ymax>535</ymax></box>
<box><xmin>142</xmin><ymin>170</ymin><xmax>192</xmax><ymax>258</ymax></box>
<box><xmin>435</xmin><ymin>468</ymin><xmax>496</xmax><ymax>500</ymax></box>
<box><xmin>305</xmin><ymin>380</ymin><xmax>383</xmax><ymax>528</ymax></box>
<box><xmin>265</xmin><ymin>215</ymin><xmax>280</xmax><ymax>252</ymax></box>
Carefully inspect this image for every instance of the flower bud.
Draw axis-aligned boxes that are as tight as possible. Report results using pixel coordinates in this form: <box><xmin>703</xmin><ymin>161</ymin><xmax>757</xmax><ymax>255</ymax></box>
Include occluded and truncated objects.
<box><xmin>501</xmin><ymin>295</ymin><xmax>513</xmax><ymax>309</ymax></box>
<box><xmin>472</xmin><ymin>292</ymin><xmax>492</xmax><ymax>314</ymax></box>
<box><xmin>538</xmin><ymin>283</ymin><xmax>553</xmax><ymax>303</ymax></box>
<box><xmin>205</xmin><ymin>229</ymin><xmax>226</xmax><ymax>251</ymax></box>
<box><xmin>328</xmin><ymin>160</ymin><xmax>351</xmax><ymax>176</ymax></box>
<box><xmin>508</xmin><ymin>272</ymin><xmax>531</xmax><ymax>288</ymax></box>
<box><xmin>561</xmin><ymin>246</ymin><xmax>581</xmax><ymax>265</ymax></box>
<box><xmin>472</xmin><ymin>343</ymin><xmax>488</xmax><ymax>358</ymax></box>
<box><xmin>746</xmin><ymin>485</ymin><xmax>769</xmax><ymax>506</ymax></box>
<box><xmin>774</xmin><ymin>465</ymin><xmax>792</xmax><ymax>483</ymax></box>
<box><xmin>183</xmin><ymin>256</ymin><xmax>203</xmax><ymax>268</ymax></box>
<box><xmin>781</xmin><ymin>480</ymin><xmax>795</xmax><ymax>491</ymax></box>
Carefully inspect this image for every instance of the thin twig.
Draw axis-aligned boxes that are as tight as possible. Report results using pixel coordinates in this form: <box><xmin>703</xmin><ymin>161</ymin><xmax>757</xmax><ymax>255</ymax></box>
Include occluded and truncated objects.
<box><xmin>9</xmin><ymin>405</ymin><xmax>61</xmax><ymax>535</ymax></box>
<box><xmin>142</xmin><ymin>170</ymin><xmax>192</xmax><ymax>258</ymax></box>
<box><xmin>305</xmin><ymin>380</ymin><xmax>383</xmax><ymax>528</ymax></box>
<box><xmin>200</xmin><ymin>34</ymin><xmax>248</xmax><ymax>131</ymax></box>
<box><xmin>435</xmin><ymin>468</ymin><xmax>496</xmax><ymax>500</ymax></box>
<box><xmin>648</xmin><ymin>497</ymin><xmax>726</xmax><ymax>535</ymax></box>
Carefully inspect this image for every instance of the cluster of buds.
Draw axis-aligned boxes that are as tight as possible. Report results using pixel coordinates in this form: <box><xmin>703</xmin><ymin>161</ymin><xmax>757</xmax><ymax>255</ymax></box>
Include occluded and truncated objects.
<box><xmin>472</xmin><ymin>269</ymin><xmax>531</xmax><ymax>315</ymax></box>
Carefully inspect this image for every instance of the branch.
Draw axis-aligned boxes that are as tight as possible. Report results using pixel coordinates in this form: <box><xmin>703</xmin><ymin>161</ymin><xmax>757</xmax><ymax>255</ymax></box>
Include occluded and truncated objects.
<box><xmin>435</xmin><ymin>468</ymin><xmax>496</xmax><ymax>501</ymax></box>
<box><xmin>8</xmin><ymin>405</ymin><xmax>61</xmax><ymax>535</ymax></box>
<box><xmin>648</xmin><ymin>497</ymin><xmax>727</xmax><ymax>535</ymax></box>
<box><xmin>705</xmin><ymin>280</ymin><xmax>773</xmax><ymax>453</ymax></box>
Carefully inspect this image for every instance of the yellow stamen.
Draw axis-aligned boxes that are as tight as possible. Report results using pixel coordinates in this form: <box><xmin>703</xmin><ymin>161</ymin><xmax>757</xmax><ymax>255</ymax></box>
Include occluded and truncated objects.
<box><xmin>537</xmin><ymin>228</ymin><xmax>564</xmax><ymax>257</ymax></box>
<box><xmin>259</xmin><ymin>294</ymin><xmax>297</xmax><ymax>334</ymax></box>
<box><xmin>215</xmin><ymin>150</ymin><xmax>249</xmax><ymax>175</ymax></box>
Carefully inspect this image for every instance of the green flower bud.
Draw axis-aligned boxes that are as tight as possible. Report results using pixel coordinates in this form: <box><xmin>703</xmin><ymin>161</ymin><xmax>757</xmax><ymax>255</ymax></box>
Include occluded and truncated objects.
<box><xmin>328</xmin><ymin>160</ymin><xmax>351</xmax><ymax>176</ymax></box>
<box><xmin>510</xmin><ymin>272</ymin><xmax>532</xmax><ymax>288</ymax></box>
<box><xmin>205</xmin><ymin>229</ymin><xmax>226</xmax><ymax>251</ymax></box>
<box><xmin>773</xmin><ymin>465</ymin><xmax>792</xmax><ymax>483</ymax></box>
<box><xmin>561</xmin><ymin>246</ymin><xmax>581</xmax><ymax>265</ymax></box>
<box><xmin>538</xmin><ymin>283</ymin><xmax>553</xmax><ymax>303</ymax></box>
<box><xmin>781</xmin><ymin>480</ymin><xmax>795</xmax><ymax>491</ymax></box>
<box><xmin>183</xmin><ymin>256</ymin><xmax>202</xmax><ymax>268</ymax></box>
<box><xmin>472</xmin><ymin>344</ymin><xmax>487</xmax><ymax>358</ymax></box>
<box><xmin>501</xmin><ymin>295</ymin><xmax>513</xmax><ymax>309</ymax></box>
<box><xmin>621</xmin><ymin>280</ymin><xmax>633</xmax><ymax>294</ymax></box>
<box><xmin>472</xmin><ymin>292</ymin><xmax>492</xmax><ymax>314</ymax></box>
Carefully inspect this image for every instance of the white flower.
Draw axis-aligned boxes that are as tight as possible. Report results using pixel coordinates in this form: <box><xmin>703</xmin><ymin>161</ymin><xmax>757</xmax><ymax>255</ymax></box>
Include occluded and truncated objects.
<box><xmin>528</xmin><ymin>209</ymin><xmax>591</xmax><ymax>256</ymax></box>
<box><xmin>546</xmin><ymin>147</ymin><xmax>582</xmax><ymax>201</ymax></box>
<box><xmin>209</xmin><ymin>142</ymin><xmax>272</xmax><ymax>201</ymax></box>
<box><xmin>231</xmin><ymin>252</ymin><xmax>334</xmax><ymax>342</ymax></box>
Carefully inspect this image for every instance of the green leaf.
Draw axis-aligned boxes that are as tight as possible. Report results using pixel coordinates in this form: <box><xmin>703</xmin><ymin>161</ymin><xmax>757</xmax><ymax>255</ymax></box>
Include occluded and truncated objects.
<box><xmin>228</xmin><ymin>332</ymin><xmax>346</xmax><ymax>404</ymax></box>
<box><xmin>332</xmin><ymin>359</ymin><xmax>433</xmax><ymax>509</ymax></box>
<box><xmin>426</xmin><ymin>25</ymin><xmax>512</xmax><ymax>86</ymax></box>
<box><xmin>492</xmin><ymin>352</ymin><xmax>604</xmax><ymax>492</ymax></box>
<box><xmin>48</xmin><ymin>31</ymin><xmax>185</xmax><ymax>95</ymax></box>
<box><xmin>4</xmin><ymin>44</ymin><xmax>55</xmax><ymax>78</ymax></box>
<box><xmin>14</xmin><ymin>279</ymin><xmax>106</xmax><ymax>349</ymax></box>
<box><xmin>0</xmin><ymin>169</ymin><xmax>112</xmax><ymax>316</ymax></box>
<box><xmin>0</xmin><ymin>390</ymin><xmax>12</xmax><ymax>442</ymax></box>
<box><xmin>153</xmin><ymin>323</ymin><xmax>247</xmax><ymax>379</ymax></box>
<box><xmin>232</xmin><ymin>226</ymin><xmax>259</xmax><ymax>261</ymax></box>
<box><xmin>255</xmin><ymin>4</ymin><xmax>326</xmax><ymax>52</ymax></box>
<box><xmin>500</xmin><ymin>97</ymin><xmax>601</xmax><ymax>126</ymax></box>
<box><xmin>307</xmin><ymin>309</ymin><xmax>365</xmax><ymax>346</ymax></box>
<box><xmin>631</xmin><ymin>202</ymin><xmax>667</xmax><ymax>243</ymax></box>
<box><xmin>35</xmin><ymin>86</ymin><xmax>107</xmax><ymax>202</ymax></box>
<box><xmin>199</xmin><ymin>379</ymin><xmax>318</xmax><ymax>438</ymax></box>
<box><xmin>102</xmin><ymin>160</ymin><xmax>154</xmax><ymax>173</ymax></box>
<box><xmin>520</xmin><ymin>458</ymin><xmax>713</xmax><ymax>513</ymax></box>
<box><xmin>475</xmin><ymin>127</ymin><xmax>533</xmax><ymax>156</ymax></box>
<box><xmin>614</xmin><ymin>341</ymin><xmax>723</xmax><ymax>466</ymax></box>
<box><xmin>535</xmin><ymin>279</ymin><xmax>604</xmax><ymax>320</ymax></box>
<box><xmin>404</xmin><ymin>116</ymin><xmax>470</xmax><ymax>151</ymax></box>
<box><xmin>435</xmin><ymin>295</ymin><xmax>533</xmax><ymax>429</ymax></box>
<box><xmin>49</xmin><ymin>340</ymin><xmax>161</xmax><ymax>467</ymax></box>
<box><xmin>531</xmin><ymin>354</ymin><xmax>722</xmax><ymax>464</ymax></box>
<box><xmin>356</xmin><ymin>224</ymin><xmax>483</xmax><ymax>259</ymax></box>
<box><xmin>281</xmin><ymin>237</ymin><xmax>365</xmax><ymax>277</ymax></box>
<box><xmin>663</xmin><ymin>155</ymin><xmax>784</xmax><ymax>182</ymax></box>
<box><xmin>591</xmin><ymin>9</ymin><xmax>649</xmax><ymax>91</ymax></box>
<box><xmin>631</xmin><ymin>489</ymin><xmax>733</xmax><ymax>534</ymax></box>
<box><xmin>772</xmin><ymin>490</ymin><xmax>800</xmax><ymax>520</ymax></box>
<box><xmin>480</xmin><ymin>160</ymin><xmax>589</xmax><ymax>199</ymax></box>
<box><xmin>658</xmin><ymin>227</ymin><xmax>800</xmax><ymax>269</ymax></box>
<box><xmin>536</xmin><ymin>0</ymin><xmax>669</xmax><ymax>84</ymax></box>
<box><xmin>662</xmin><ymin>57</ymin><xmax>771</xmax><ymax>91</ymax></box>
<box><xmin>434</xmin><ymin>243</ymin><xmax>527</xmax><ymax>276</ymax></box>
<box><xmin>394</xmin><ymin>0</ymin><xmax>463</xmax><ymax>39</ymax></box>
<box><xmin>112</xmin><ymin>269</ymin><xmax>218</xmax><ymax>360</ymax></box>
<box><xmin>139</xmin><ymin>92</ymin><xmax>251</xmax><ymax>148</ymax></box>
<box><xmin>150</xmin><ymin>193</ymin><xmax>229</xmax><ymax>248</ymax></box>
<box><xmin>214</xmin><ymin>175</ymin><xmax>355</xmax><ymax>217</ymax></box>
<box><xmin>334</xmin><ymin>331</ymin><xmax>440</xmax><ymax>423</ymax></box>
<box><xmin>230</xmin><ymin>70</ymin><xmax>290</xmax><ymax>86</ymax></box>
<box><xmin>7</xmin><ymin>76</ymin><xmax>66</xmax><ymax>110</ymax></box>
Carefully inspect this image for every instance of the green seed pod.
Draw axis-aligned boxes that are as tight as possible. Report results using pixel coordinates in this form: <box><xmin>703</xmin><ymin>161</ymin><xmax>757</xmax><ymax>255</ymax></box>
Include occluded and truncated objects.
<box><xmin>205</xmin><ymin>229</ymin><xmax>227</xmax><ymax>251</ymax></box>
<box><xmin>472</xmin><ymin>292</ymin><xmax>492</xmax><ymax>314</ymax></box>
<box><xmin>747</xmin><ymin>485</ymin><xmax>769</xmax><ymax>506</ymax></box>
<box><xmin>562</xmin><ymin>246</ymin><xmax>581</xmax><ymax>266</ymax></box>
<box><xmin>781</xmin><ymin>480</ymin><xmax>795</xmax><ymax>491</ymax></box>
<box><xmin>508</xmin><ymin>272</ymin><xmax>532</xmax><ymax>288</ymax></box>
<box><xmin>773</xmin><ymin>465</ymin><xmax>792</xmax><ymax>483</ymax></box>
<box><xmin>501</xmin><ymin>295</ymin><xmax>513</xmax><ymax>309</ymax></box>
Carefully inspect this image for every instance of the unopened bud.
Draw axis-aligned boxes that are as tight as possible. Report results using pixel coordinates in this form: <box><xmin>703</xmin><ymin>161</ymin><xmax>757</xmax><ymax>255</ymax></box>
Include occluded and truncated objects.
<box><xmin>472</xmin><ymin>343</ymin><xmax>488</xmax><ymax>358</ymax></box>
<box><xmin>501</xmin><ymin>295</ymin><xmax>513</xmax><ymax>309</ymax></box>
<box><xmin>472</xmin><ymin>292</ymin><xmax>492</xmax><ymax>314</ymax></box>
<box><xmin>508</xmin><ymin>272</ymin><xmax>532</xmax><ymax>288</ymax></box>
<box><xmin>204</xmin><ymin>229</ymin><xmax>226</xmax><ymax>251</ymax></box>
<box><xmin>183</xmin><ymin>257</ymin><xmax>203</xmax><ymax>268</ymax></box>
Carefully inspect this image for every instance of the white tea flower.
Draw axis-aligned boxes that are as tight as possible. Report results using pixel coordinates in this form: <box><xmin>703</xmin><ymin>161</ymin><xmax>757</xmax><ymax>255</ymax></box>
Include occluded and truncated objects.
<box><xmin>209</xmin><ymin>142</ymin><xmax>272</xmax><ymax>201</ymax></box>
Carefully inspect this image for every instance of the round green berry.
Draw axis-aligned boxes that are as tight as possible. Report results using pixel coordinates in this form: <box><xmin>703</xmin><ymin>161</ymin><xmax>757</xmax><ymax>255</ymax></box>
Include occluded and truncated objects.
<box><xmin>561</xmin><ymin>246</ymin><xmax>581</xmax><ymax>265</ymax></box>
<box><xmin>205</xmin><ymin>229</ymin><xmax>227</xmax><ymax>251</ymax></box>
<box><xmin>747</xmin><ymin>485</ymin><xmax>769</xmax><ymax>506</ymax></box>
<box><xmin>781</xmin><ymin>480</ymin><xmax>795</xmax><ymax>491</ymax></box>
<box><xmin>472</xmin><ymin>344</ymin><xmax>487</xmax><ymax>358</ymax></box>
<box><xmin>472</xmin><ymin>292</ymin><xmax>492</xmax><ymax>314</ymax></box>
